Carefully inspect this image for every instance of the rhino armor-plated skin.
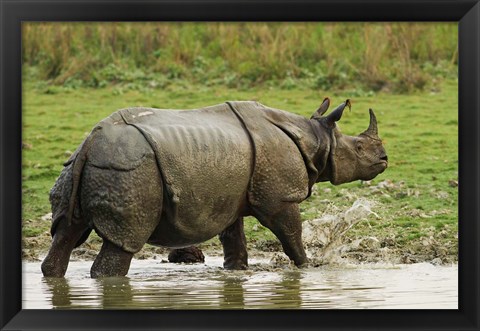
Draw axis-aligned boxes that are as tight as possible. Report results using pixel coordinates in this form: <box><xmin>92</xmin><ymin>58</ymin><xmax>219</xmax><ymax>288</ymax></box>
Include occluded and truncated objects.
<box><xmin>42</xmin><ymin>99</ymin><xmax>388</xmax><ymax>278</ymax></box>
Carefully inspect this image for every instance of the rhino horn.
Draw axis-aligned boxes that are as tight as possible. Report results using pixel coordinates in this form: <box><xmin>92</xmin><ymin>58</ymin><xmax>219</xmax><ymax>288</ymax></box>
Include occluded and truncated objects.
<box><xmin>363</xmin><ymin>108</ymin><xmax>378</xmax><ymax>136</ymax></box>
<box><xmin>311</xmin><ymin>97</ymin><xmax>331</xmax><ymax>119</ymax></box>
<box><xmin>325</xmin><ymin>99</ymin><xmax>351</xmax><ymax>125</ymax></box>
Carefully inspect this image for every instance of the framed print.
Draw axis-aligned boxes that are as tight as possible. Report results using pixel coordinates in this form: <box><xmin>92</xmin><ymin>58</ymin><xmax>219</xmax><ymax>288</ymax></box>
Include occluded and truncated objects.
<box><xmin>1</xmin><ymin>0</ymin><xmax>479</xmax><ymax>330</ymax></box>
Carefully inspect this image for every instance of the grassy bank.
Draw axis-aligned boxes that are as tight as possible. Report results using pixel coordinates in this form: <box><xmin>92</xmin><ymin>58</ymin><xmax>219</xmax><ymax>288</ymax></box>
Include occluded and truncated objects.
<box><xmin>22</xmin><ymin>78</ymin><xmax>458</xmax><ymax>263</ymax></box>
<box><xmin>23</xmin><ymin>22</ymin><xmax>457</xmax><ymax>93</ymax></box>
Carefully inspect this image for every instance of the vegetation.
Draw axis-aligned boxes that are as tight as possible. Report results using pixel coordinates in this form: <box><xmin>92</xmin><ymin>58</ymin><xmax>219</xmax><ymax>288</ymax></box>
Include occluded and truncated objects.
<box><xmin>23</xmin><ymin>22</ymin><xmax>457</xmax><ymax>93</ymax></box>
<box><xmin>22</xmin><ymin>22</ymin><xmax>458</xmax><ymax>263</ymax></box>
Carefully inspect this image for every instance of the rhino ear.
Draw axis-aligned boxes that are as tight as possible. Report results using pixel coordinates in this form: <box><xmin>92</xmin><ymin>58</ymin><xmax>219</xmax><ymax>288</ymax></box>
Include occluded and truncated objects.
<box><xmin>311</xmin><ymin>97</ymin><xmax>330</xmax><ymax>119</ymax></box>
<box><xmin>325</xmin><ymin>99</ymin><xmax>351</xmax><ymax>126</ymax></box>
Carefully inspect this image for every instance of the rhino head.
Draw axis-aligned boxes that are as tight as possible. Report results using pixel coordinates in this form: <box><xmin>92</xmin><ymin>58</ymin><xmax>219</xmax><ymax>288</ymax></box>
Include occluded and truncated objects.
<box><xmin>311</xmin><ymin>98</ymin><xmax>388</xmax><ymax>185</ymax></box>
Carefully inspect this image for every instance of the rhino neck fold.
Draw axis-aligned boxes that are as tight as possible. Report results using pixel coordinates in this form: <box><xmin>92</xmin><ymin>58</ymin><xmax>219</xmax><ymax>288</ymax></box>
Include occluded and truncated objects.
<box><xmin>327</xmin><ymin>131</ymin><xmax>339</xmax><ymax>185</ymax></box>
<box><xmin>308</xmin><ymin>120</ymin><xmax>334</xmax><ymax>185</ymax></box>
<box><xmin>326</xmin><ymin>130</ymin><xmax>357</xmax><ymax>185</ymax></box>
<box><xmin>269</xmin><ymin>120</ymin><xmax>320</xmax><ymax>198</ymax></box>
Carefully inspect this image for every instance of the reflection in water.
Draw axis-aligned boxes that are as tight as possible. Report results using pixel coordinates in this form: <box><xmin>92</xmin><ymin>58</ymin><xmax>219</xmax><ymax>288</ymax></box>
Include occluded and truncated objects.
<box><xmin>27</xmin><ymin>258</ymin><xmax>457</xmax><ymax>309</ymax></box>
<box><xmin>43</xmin><ymin>277</ymin><xmax>72</xmax><ymax>308</ymax></box>
<box><xmin>219</xmin><ymin>277</ymin><xmax>245</xmax><ymax>309</ymax></box>
<box><xmin>42</xmin><ymin>270</ymin><xmax>304</xmax><ymax>309</ymax></box>
<box><xmin>98</xmin><ymin>277</ymin><xmax>133</xmax><ymax>309</ymax></box>
<box><xmin>269</xmin><ymin>271</ymin><xmax>302</xmax><ymax>309</ymax></box>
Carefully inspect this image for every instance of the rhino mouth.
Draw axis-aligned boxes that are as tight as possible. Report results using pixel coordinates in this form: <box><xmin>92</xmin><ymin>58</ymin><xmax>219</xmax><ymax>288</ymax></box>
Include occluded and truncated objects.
<box><xmin>372</xmin><ymin>160</ymin><xmax>388</xmax><ymax>176</ymax></box>
<box><xmin>377</xmin><ymin>155</ymin><xmax>388</xmax><ymax>168</ymax></box>
<box><xmin>376</xmin><ymin>160</ymin><xmax>388</xmax><ymax>170</ymax></box>
<box><xmin>377</xmin><ymin>160</ymin><xmax>388</xmax><ymax>167</ymax></box>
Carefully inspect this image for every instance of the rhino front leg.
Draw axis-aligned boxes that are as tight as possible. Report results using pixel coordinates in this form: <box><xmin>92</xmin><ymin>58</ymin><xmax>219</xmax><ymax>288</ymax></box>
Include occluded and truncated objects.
<box><xmin>90</xmin><ymin>240</ymin><xmax>134</xmax><ymax>278</ymax></box>
<box><xmin>254</xmin><ymin>203</ymin><xmax>308</xmax><ymax>268</ymax></box>
<box><xmin>219</xmin><ymin>217</ymin><xmax>248</xmax><ymax>270</ymax></box>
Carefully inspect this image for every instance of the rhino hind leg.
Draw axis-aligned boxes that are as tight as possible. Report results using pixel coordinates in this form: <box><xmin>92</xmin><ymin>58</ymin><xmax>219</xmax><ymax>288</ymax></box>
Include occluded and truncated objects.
<box><xmin>90</xmin><ymin>240</ymin><xmax>134</xmax><ymax>278</ymax></box>
<box><xmin>41</xmin><ymin>219</ymin><xmax>90</xmax><ymax>277</ymax></box>
<box><xmin>253</xmin><ymin>203</ymin><xmax>308</xmax><ymax>268</ymax></box>
<box><xmin>219</xmin><ymin>217</ymin><xmax>248</xmax><ymax>270</ymax></box>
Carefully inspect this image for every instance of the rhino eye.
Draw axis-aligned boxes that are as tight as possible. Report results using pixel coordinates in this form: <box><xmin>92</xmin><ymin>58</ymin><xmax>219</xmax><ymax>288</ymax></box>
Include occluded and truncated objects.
<box><xmin>356</xmin><ymin>142</ymin><xmax>363</xmax><ymax>151</ymax></box>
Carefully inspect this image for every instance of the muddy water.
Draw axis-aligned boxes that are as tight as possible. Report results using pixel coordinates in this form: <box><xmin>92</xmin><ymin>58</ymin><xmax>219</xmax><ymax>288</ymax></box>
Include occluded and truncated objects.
<box><xmin>23</xmin><ymin>257</ymin><xmax>457</xmax><ymax>309</ymax></box>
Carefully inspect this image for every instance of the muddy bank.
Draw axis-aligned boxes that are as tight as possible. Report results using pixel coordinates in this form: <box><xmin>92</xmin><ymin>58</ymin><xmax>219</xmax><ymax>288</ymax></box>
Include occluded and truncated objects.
<box><xmin>22</xmin><ymin>237</ymin><xmax>456</xmax><ymax>270</ymax></box>
<box><xmin>23</xmin><ymin>197</ymin><xmax>457</xmax><ymax>266</ymax></box>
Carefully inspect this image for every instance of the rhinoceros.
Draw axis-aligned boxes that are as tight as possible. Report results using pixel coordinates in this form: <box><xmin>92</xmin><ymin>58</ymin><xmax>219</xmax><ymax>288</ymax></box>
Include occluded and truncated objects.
<box><xmin>41</xmin><ymin>98</ymin><xmax>388</xmax><ymax>278</ymax></box>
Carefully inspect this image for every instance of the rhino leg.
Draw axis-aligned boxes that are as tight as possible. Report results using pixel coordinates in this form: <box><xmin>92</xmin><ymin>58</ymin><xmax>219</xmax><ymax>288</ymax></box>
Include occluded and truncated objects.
<box><xmin>219</xmin><ymin>217</ymin><xmax>248</xmax><ymax>270</ymax></box>
<box><xmin>254</xmin><ymin>203</ymin><xmax>308</xmax><ymax>268</ymax></box>
<box><xmin>90</xmin><ymin>240</ymin><xmax>134</xmax><ymax>278</ymax></box>
<box><xmin>41</xmin><ymin>220</ymin><xmax>90</xmax><ymax>277</ymax></box>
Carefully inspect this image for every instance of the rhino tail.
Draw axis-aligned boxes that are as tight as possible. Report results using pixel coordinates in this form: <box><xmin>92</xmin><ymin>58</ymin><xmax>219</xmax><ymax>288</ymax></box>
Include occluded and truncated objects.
<box><xmin>65</xmin><ymin>126</ymin><xmax>102</xmax><ymax>227</ymax></box>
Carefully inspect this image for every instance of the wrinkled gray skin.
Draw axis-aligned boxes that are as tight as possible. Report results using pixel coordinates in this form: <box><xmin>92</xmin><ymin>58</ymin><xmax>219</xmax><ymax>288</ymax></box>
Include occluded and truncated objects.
<box><xmin>41</xmin><ymin>98</ymin><xmax>387</xmax><ymax>278</ymax></box>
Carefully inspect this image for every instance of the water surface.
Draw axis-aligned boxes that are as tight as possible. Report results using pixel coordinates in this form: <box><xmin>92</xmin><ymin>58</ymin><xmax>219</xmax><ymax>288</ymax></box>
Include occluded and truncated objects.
<box><xmin>23</xmin><ymin>257</ymin><xmax>457</xmax><ymax>309</ymax></box>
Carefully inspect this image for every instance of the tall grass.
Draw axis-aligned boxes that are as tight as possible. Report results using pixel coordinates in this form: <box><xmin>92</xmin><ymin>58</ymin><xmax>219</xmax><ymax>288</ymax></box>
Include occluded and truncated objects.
<box><xmin>22</xmin><ymin>22</ymin><xmax>457</xmax><ymax>93</ymax></box>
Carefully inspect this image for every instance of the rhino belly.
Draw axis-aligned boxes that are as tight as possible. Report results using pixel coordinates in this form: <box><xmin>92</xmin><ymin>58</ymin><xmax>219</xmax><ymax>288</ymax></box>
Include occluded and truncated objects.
<box><xmin>148</xmin><ymin>192</ymin><xmax>248</xmax><ymax>248</ymax></box>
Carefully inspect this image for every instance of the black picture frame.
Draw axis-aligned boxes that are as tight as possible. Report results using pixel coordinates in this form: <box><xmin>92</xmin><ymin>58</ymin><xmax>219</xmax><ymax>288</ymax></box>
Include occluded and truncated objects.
<box><xmin>1</xmin><ymin>0</ymin><xmax>479</xmax><ymax>330</ymax></box>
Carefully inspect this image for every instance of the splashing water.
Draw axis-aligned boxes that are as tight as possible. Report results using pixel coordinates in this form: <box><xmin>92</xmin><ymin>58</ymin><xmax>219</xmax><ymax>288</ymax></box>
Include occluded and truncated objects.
<box><xmin>301</xmin><ymin>199</ymin><xmax>384</xmax><ymax>266</ymax></box>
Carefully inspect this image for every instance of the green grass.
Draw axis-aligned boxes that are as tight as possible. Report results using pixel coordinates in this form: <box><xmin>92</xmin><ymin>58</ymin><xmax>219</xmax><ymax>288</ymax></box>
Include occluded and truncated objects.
<box><xmin>22</xmin><ymin>78</ymin><xmax>458</xmax><ymax>258</ymax></box>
